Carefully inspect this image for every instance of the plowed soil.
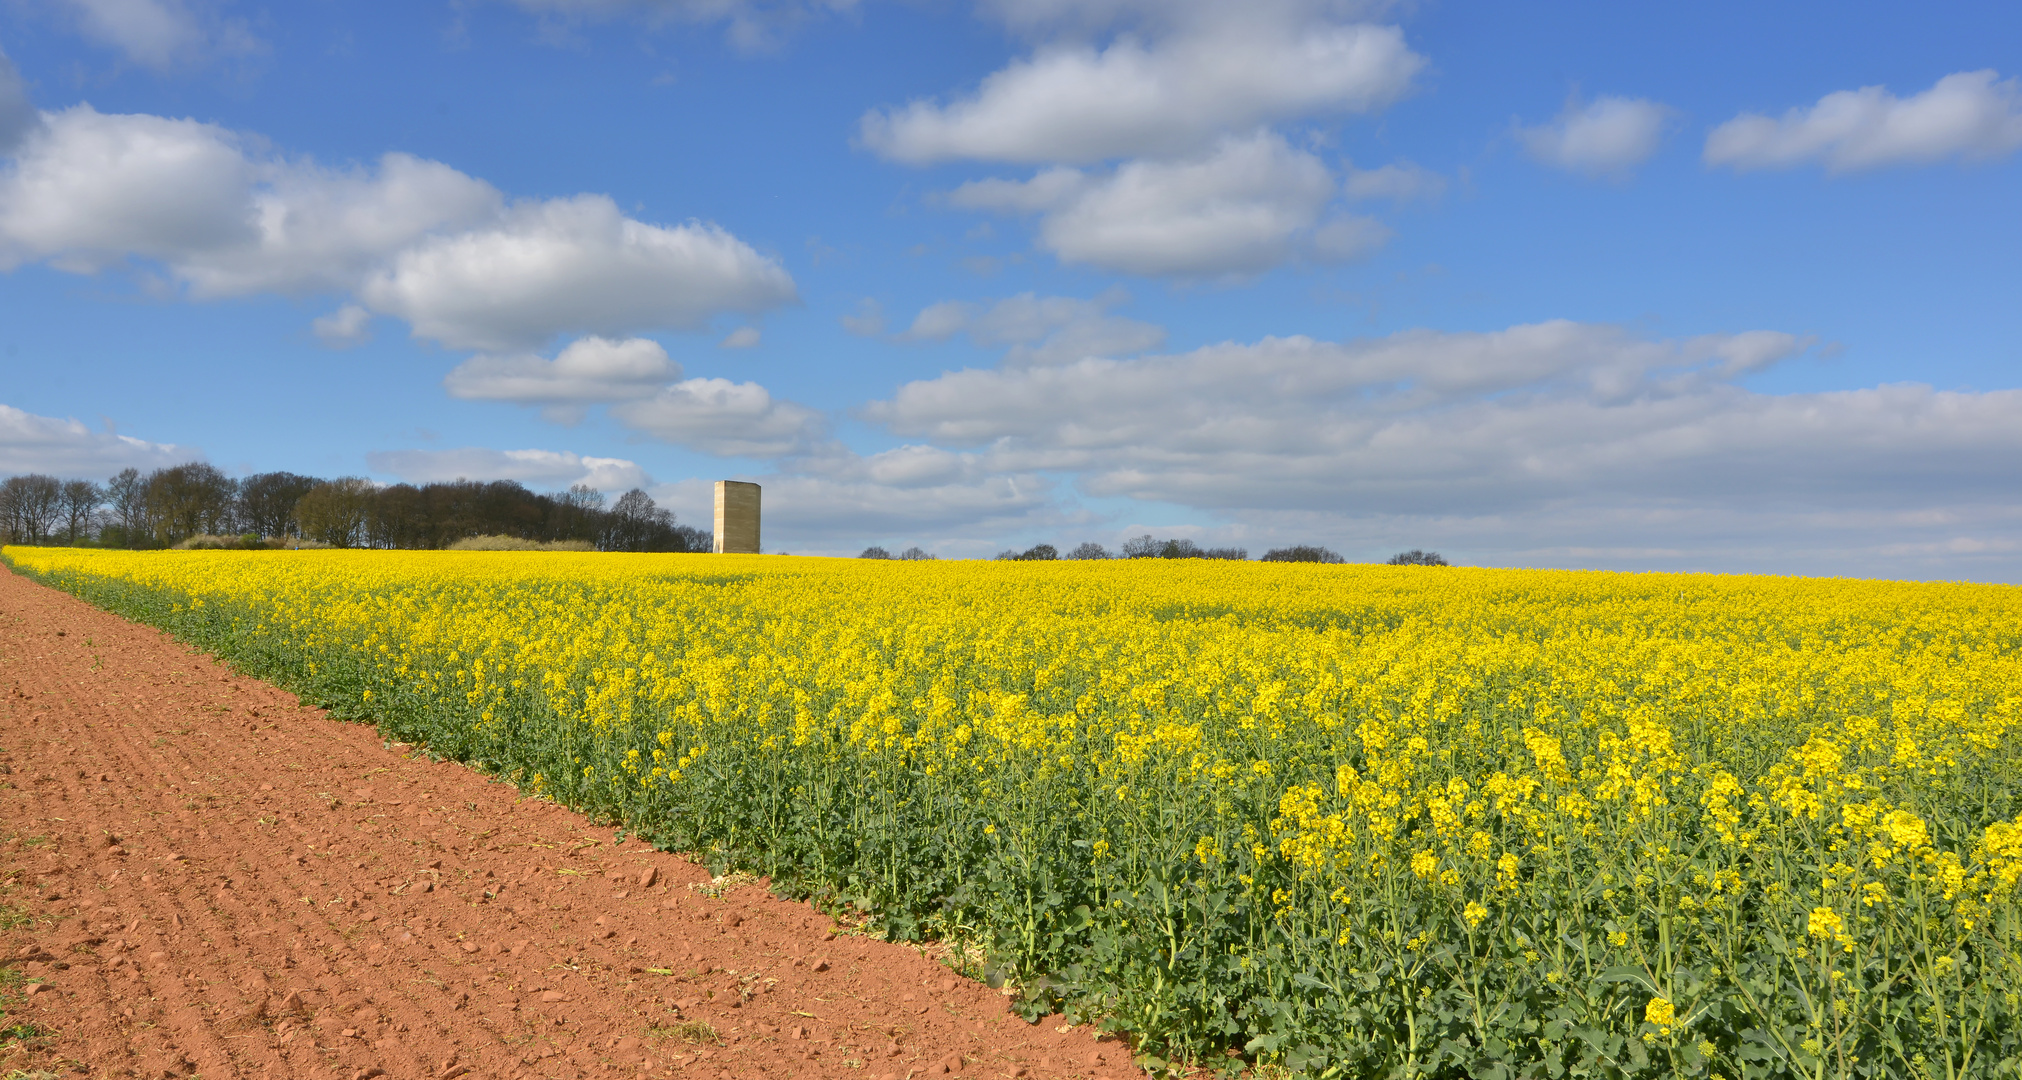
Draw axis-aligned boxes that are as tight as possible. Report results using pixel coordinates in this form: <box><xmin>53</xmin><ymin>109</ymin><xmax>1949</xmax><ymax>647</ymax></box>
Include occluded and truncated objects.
<box><xmin>0</xmin><ymin>564</ymin><xmax>1142</xmax><ymax>1080</ymax></box>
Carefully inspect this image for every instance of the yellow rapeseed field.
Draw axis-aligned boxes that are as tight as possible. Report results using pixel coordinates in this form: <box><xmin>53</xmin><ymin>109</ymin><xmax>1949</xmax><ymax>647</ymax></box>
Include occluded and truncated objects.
<box><xmin>8</xmin><ymin>546</ymin><xmax>2021</xmax><ymax>1079</ymax></box>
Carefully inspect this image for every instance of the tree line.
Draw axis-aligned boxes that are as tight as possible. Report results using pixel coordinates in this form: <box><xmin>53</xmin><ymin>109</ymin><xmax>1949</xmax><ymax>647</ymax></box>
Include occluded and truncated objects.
<box><xmin>0</xmin><ymin>465</ymin><xmax>709</xmax><ymax>552</ymax></box>
<box><xmin>867</xmin><ymin>537</ymin><xmax>1449</xmax><ymax>564</ymax></box>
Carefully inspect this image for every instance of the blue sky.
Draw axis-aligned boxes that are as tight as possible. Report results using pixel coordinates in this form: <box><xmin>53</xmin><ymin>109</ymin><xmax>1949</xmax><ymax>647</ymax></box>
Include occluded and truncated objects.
<box><xmin>1</xmin><ymin>0</ymin><xmax>2018</xmax><ymax>576</ymax></box>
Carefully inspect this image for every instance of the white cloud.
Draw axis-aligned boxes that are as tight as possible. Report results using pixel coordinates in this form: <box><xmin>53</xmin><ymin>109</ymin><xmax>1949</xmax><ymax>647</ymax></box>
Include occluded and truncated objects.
<box><xmin>1518</xmin><ymin>95</ymin><xmax>1671</xmax><ymax>177</ymax></box>
<box><xmin>311</xmin><ymin>304</ymin><xmax>373</xmax><ymax>347</ymax></box>
<box><xmin>0</xmin><ymin>48</ymin><xmax>35</xmax><ymax>155</ymax></box>
<box><xmin>1705</xmin><ymin>70</ymin><xmax>2022</xmax><ymax>172</ymax></box>
<box><xmin>500</xmin><ymin>0</ymin><xmax>859</xmax><ymax>51</ymax></box>
<box><xmin>863</xmin><ymin>321</ymin><xmax>2022</xmax><ymax>529</ymax></box>
<box><xmin>365</xmin><ymin>446</ymin><xmax>651</xmax><ymax>492</ymax></box>
<box><xmin>719</xmin><ymin>326</ymin><xmax>761</xmax><ymax>348</ymax></box>
<box><xmin>901</xmin><ymin>288</ymin><xmax>1166</xmax><ymax>365</ymax></box>
<box><xmin>443</xmin><ymin>335</ymin><xmax>678</xmax><ymax>406</ymax></box>
<box><xmin>1341</xmin><ymin>159</ymin><xmax>1444</xmax><ymax>202</ymax></box>
<box><xmin>1308</xmin><ymin>214</ymin><xmax>1391</xmax><ymax>262</ymax></box>
<box><xmin>191</xmin><ymin>153</ymin><xmax>505</xmax><ymax>298</ymax></box>
<box><xmin>860</xmin><ymin>19</ymin><xmax>1420</xmax><ymax>165</ymax></box>
<box><xmin>904</xmin><ymin>300</ymin><xmax>974</xmax><ymax>341</ymax></box>
<box><xmin>840</xmin><ymin>297</ymin><xmax>886</xmax><ymax>336</ymax></box>
<box><xmin>0</xmin><ymin>401</ymin><xmax>196</xmax><ymax>477</ymax></box>
<box><xmin>359</xmin><ymin>195</ymin><xmax>796</xmax><ymax>351</ymax></box>
<box><xmin>609</xmin><ymin>377</ymin><xmax>825</xmax><ymax>457</ymax></box>
<box><xmin>0</xmin><ymin>106</ymin><xmax>797</xmax><ymax>351</ymax></box>
<box><xmin>950</xmin><ymin>132</ymin><xmax>1372</xmax><ymax>276</ymax></box>
<box><xmin>642</xmin><ymin>459</ymin><xmax>1065</xmax><ymax>556</ymax></box>
<box><xmin>60</xmin><ymin>0</ymin><xmax>261</xmax><ymax>70</ymax></box>
<box><xmin>0</xmin><ymin>106</ymin><xmax>261</xmax><ymax>274</ymax></box>
<box><xmin>1183</xmin><ymin>502</ymin><xmax>2022</xmax><ymax>581</ymax></box>
<box><xmin>0</xmin><ymin>108</ymin><xmax>505</xmax><ymax>292</ymax></box>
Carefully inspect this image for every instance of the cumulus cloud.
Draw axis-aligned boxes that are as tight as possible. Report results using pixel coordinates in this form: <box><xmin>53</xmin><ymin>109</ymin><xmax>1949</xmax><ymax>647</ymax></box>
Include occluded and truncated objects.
<box><xmin>860</xmin><ymin>18</ymin><xmax>1420</xmax><ymax>165</ymax></box>
<box><xmin>1518</xmin><ymin>94</ymin><xmax>1671</xmax><ymax>177</ymax></box>
<box><xmin>657</xmin><ymin>444</ymin><xmax>1063</xmax><ymax>551</ymax></box>
<box><xmin>756</xmin><ymin>468</ymin><xmax>1056</xmax><ymax>541</ymax></box>
<box><xmin>950</xmin><ymin>132</ymin><xmax>1378</xmax><ymax>276</ymax></box>
<box><xmin>0</xmin><ymin>105</ymin><xmax>796</xmax><ymax>351</ymax></box>
<box><xmin>358</xmin><ymin>195</ymin><xmax>797</xmax><ymax>351</ymax></box>
<box><xmin>644</xmin><ymin>458</ymin><xmax>1065</xmax><ymax>556</ymax></box>
<box><xmin>840</xmin><ymin>297</ymin><xmax>886</xmax><ymax>336</ymax></box>
<box><xmin>443</xmin><ymin>336</ymin><xmax>678</xmax><ymax>411</ymax></box>
<box><xmin>1</xmin><ymin>106</ymin><xmax>264</xmax><ymax>274</ymax></box>
<box><xmin>311</xmin><ymin>304</ymin><xmax>373</xmax><ymax>347</ymax></box>
<box><xmin>0</xmin><ymin>48</ymin><xmax>35</xmax><ymax>155</ymax></box>
<box><xmin>863</xmin><ymin>321</ymin><xmax>2022</xmax><ymax>527</ymax></box>
<box><xmin>0</xmin><ymin>401</ymin><xmax>196</xmax><ymax>477</ymax></box>
<box><xmin>1705</xmin><ymin>70</ymin><xmax>2022</xmax><ymax>172</ymax></box>
<box><xmin>0</xmin><ymin>108</ymin><xmax>505</xmax><ymax>293</ymax></box>
<box><xmin>901</xmin><ymin>288</ymin><xmax>1165</xmax><ymax>364</ymax></box>
<box><xmin>366</xmin><ymin>445</ymin><xmax>651</xmax><ymax>491</ymax></box>
<box><xmin>61</xmin><ymin>0</ymin><xmax>262</xmax><ymax>70</ymax></box>
<box><xmin>1341</xmin><ymin>159</ymin><xmax>1445</xmax><ymax>202</ymax></box>
<box><xmin>609</xmin><ymin>377</ymin><xmax>825</xmax><ymax>457</ymax></box>
<box><xmin>499</xmin><ymin>0</ymin><xmax>858</xmax><ymax>51</ymax></box>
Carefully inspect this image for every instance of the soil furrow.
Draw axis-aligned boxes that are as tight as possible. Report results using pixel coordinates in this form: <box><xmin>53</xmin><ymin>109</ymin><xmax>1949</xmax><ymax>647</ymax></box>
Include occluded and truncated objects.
<box><xmin>1</xmin><ymin>564</ymin><xmax>1142</xmax><ymax>1080</ymax></box>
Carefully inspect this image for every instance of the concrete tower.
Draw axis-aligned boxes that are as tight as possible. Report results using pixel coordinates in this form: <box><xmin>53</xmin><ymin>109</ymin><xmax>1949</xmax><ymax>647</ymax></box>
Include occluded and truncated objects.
<box><xmin>713</xmin><ymin>481</ymin><xmax>761</xmax><ymax>554</ymax></box>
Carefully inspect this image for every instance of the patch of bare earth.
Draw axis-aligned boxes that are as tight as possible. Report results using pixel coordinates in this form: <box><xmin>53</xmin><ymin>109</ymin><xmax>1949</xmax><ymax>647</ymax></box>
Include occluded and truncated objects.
<box><xmin>0</xmin><ymin>565</ymin><xmax>1141</xmax><ymax>1080</ymax></box>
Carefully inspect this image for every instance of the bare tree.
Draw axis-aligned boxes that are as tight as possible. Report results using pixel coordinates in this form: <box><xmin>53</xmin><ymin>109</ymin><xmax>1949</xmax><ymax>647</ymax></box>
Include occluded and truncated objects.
<box><xmin>238</xmin><ymin>471</ymin><xmax>321</xmax><ymax>539</ymax></box>
<box><xmin>1386</xmin><ymin>549</ymin><xmax>1449</xmax><ymax>566</ymax></box>
<box><xmin>103</xmin><ymin>468</ymin><xmax>149</xmax><ymax>548</ymax></box>
<box><xmin>601</xmin><ymin>488</ymin><xmax>707</xmax><ymax>552</ymax></box>
<box><xmin>1067</xmin><ymin>542</ymin><xmax>1109</xmax><ymax>560</ymax></box>
<box><xmin>859</xmin><ymin>546</ymin><xmax>893</xmax><ymax>559</ymax></box>
<box><xmin>0</xmin><ymin>474</ymin><xmax>63</xmax><ymax>544</ymax></box>
<box><xmin>1261</xmin><ymin>546</ymin><xmax>1345</xmax><ymax>563</ymax></box>
<box><xmin>59</xmin><ymin>479</ymin><xmax>103</xmax><ymax>544</ymax></box>
<box><xmin>548</xmin><ymin>484</ymin><xmax>605</xmax><ymax>545</ymax></box>
<box><xmin>897</xmin><ymin>546</ymin><xmax>935</xmax><ymax>561</ymax></box>
<box><xmin>1120</xmin><ymin>535</ymin><xmax>1160</xmax><ymax>559</ymax></box>
<box><xmin>145</xmin><ymin>463</ymin><xmax>238</xmax><ymax>544</ymax></box>
<box><xmin>293</xmin><ymin>477</ymin><xmax>377</xmax><ymax>548</ymax></box>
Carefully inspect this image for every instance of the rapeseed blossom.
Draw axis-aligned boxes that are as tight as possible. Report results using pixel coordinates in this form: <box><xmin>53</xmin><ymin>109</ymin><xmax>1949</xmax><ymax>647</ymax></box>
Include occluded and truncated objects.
<box><xmin>7</xmin><ymin>546</ymin><xmax>2021</xmax><ymax>1079</ymax></box>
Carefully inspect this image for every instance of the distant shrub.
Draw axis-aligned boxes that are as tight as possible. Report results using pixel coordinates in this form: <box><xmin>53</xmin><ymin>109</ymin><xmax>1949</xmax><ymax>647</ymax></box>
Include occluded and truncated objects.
<box><xmin>1067</xmin><ymin>542</ymin><xmax>1109</xmax><ymax>560</ymax></box>
<box><xmin>860</xmin><ymin>546</ymin><xmax>893</xmax><ymax>559</ymax></box>
<box><xmin>447</xmin><ymin>535</ymin><xmax>594</xmax><ymax>552</ymax></box>
<box><xmin>897</xmin><ymin>546</ymin><xmax>936</xmax><ymax>561</ymax></box>
<box><xmin>1117</xmin><ymin>536</ymin><xmax>1243</xmax><ymax>560</ymax></box>
<box><xmin>1261</xmin><ymin>545</ymin><xmax>1345</xmax><ymax>564</ymax></box>
<box><xmin>1387</xmin><ymin>549</ymin><xmax>1450</xmax><ymax>566</ymax></box>
<box><xmin>1120</xmin><ymin>535</ymin><xmax>1160</xmax><ymax>559</ymax></box>
<box><xmin>998</xmin><ymin>544</ymin><xmax>1060</xmax><ymax>561</ymax></box>
<box><xmin>172</xmin><ymin>533</ymin><xmax>282</xmax><ymax>551</ymax></box>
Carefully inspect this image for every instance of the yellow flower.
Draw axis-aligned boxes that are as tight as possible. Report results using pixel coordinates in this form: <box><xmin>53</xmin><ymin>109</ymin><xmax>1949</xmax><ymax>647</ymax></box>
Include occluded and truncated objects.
<box><xmin>1410</xmin><ymin>851</ymin><xmax>1440</xmax><ymax>880</ymax></box>
<box><xmin>1806</xmin><ymin>906</ymin><xmax>1849</xmax><ymax>950</ymax></box>
<box><xmin>1462</xmin><ymin>901</ymin><xmax>1489</xmax><ymax>929</ymax></box>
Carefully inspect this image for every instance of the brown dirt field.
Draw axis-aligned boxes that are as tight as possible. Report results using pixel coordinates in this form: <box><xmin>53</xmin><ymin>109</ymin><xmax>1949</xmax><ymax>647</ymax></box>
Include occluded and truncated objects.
<box><xmin>0</xmin><ymin>564</ymin><xmax>1144</xmax><ymax>1080</ymax></box>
